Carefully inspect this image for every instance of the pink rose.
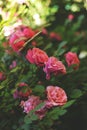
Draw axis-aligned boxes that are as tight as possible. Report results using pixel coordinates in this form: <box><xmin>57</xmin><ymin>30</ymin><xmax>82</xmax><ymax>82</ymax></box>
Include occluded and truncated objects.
<box><xmin>31</xmin><ymin>41</ymin><xmax>37</xmax><ymax>46</ymax></box>
<box><xmin>49</xmin><ymin>32</ymin><xmax>62</xmax><ymax>41</ymax></box>
<box><xmin>9</xmin><ymin>33</ymin><xmax>25</xmax><ymax>52</ymax></box>
<box><xmin>13</xmin><ymin>82</ymin><xmax>32</xmax><ymax>98</ymax></box>
<box><xmin>46</xmin><ymin>86</ymin><xmax>67</xmax><ymax>106</ymax></box>
<box><xmin>9</xmin><ymin>60</ymin><xmax>17</xmax><ymax>69</ymax></box>
<box><xmin>23</xmin><ymin>27</ymin><xmax>35</xmax><ymax>38</ymax></box>
<box><xmin>18</xmin><ymin>82</ymin><xmax>28</xmax><ymax>87</ymax></box>
<box><xmin>13</xmin><ymin>90</ymin><xmax>19</xmax><ymax>99</ymax></box>
<box><xmin>19</xmin><ymin>90</ymin><xmax>32</xmax><ymax>98</ymax></box>
<box><xmin>26</xmin><ymin>48</ymin><xmax>49</xmax><ymax>67</ymax></box>
<box><xmin>44</xmin><ymin>100</ymin><xmax>53</xmax><ymax>109</ymax></box>
<box><xmin>43</xmin><ymin>57</ymin><xmax>66</xmax><ymax>80</ymax></box>
<box><xmin>41</xmin><ymin>28</ymin><xmax>48</xmax><ymax>36</ymax></box>
<box><xmin>18</xmin><ymin>82</ymin><xmax>32</xmax><ymax>98</ymax></box>
<box><xmin>20</xmin><ymin>95</ymin><xmax>42</xmax><ymax>113</ymax></box>
<box><xmin>9</xmin><ymin>25</ymin><xmax>35</xmax><ymax>52</ymax></box>
<box><xmin>35</xmin><ymin>106</ymin><xmax>47</xmax><ymax>120</ymax></box>
<box><xmin>0</xmin><ymin>72</ymin><xmax>6</xmax><ymax>81</ymax></box>
<box><xmin>65</xmin><ymin>52</ymin><xmax>80</xmax><ymax>69</ymax></box>
<box><xmin>68</xmin><ymin>14</ymin><xmax>74</xmax><ymax>21</ymax></box>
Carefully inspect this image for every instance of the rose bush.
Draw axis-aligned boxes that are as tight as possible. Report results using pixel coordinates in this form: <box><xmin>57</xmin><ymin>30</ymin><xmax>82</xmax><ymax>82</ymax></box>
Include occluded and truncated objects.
<box><xmin>0</xmin><ymin>1</ymin><xmax>87</xmax><ymax>130</ymax></box>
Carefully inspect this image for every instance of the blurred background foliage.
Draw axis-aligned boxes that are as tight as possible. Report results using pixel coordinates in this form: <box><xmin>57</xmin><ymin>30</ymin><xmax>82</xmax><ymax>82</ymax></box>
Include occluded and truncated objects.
<box><xmin>0</xmin><ymin>0</ymin><xmax>87</xmax><ymax>130</ymax></box>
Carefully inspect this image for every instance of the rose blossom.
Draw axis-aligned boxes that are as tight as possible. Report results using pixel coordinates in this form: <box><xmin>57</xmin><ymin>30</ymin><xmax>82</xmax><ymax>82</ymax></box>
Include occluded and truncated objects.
<box><xmin>46</xmin><ymin>86</ymin><xmax>67</xmax><ymax>106</ymax></box>
<box><xmin>43</xmin><ymin>57</ymin><xmax>66</xmax><ymax>80</ymax></box>
<box><xmin>20</xmin><ymin>96</ymin><xmax>48</xmax><ymax>119</ymax></box>
<box><xmin>13</xmin><ymin>90</ymin><xmax>19</xmax><ymax>99</ymax></box>
<box><xmin>23</xmin><ymin>27</ymin><xmax>35</xmax><ymax>38</ymax></box>
<box><xmin>20</xmin><ymin>95</ymin><xmax>42</xmax><ymax>113</ymax></box>
<box><xmin>26</xmin><ymin>48</ymin><xmax>48</xmax><ymax>67</ymax></box>
<box><xmin>0</xmin><ymin>72</ymin><xmax>6</xmax><ymax>81</ymax></box>
<box><xmin>18</xmin><ymin>82</ymin><xmax>31</xmax><ymax>98</ymax></box>
<box><xmin>49</xmin><ymin>32</ymin><xmax>62</xmax><ymax>41</ymax></box>
<box><xmin>19</xmin><ymin>90</ymin><xmax>32</xmax><ymax>98</ymax></box>
<box><xmin>9</xmin><ymin>33</ymin><xmax>25</xmax><ymax>52</ymax></box>
<box><xmin>9</xmin><ymin>60</ymin><xmax>17</xmax><ymax>69</ymax></box>
<box><xmin>68</xmin><ymin>14</ymin><xmax>74</xmax><ymax>21</ymax></box>
<box><xmin>65</xmin><ymin>52</ymin><xmax>80</xmax><ymax>69</ymax></box>
<box><xmin>18</xmin><ymin>82</ymin><xmax>32</xmax><ymax>98</ymax></box>
<box><xmin>35</xmin><ymin>106</ymin><xmax>47</xmax><ymax>120</ymax></box>
<box><xmin>13</xmin><ymin>82</ymin><xmax>32</xmax><ymax>98</ymax></box>
<box><xmin>41</xmin><ymin>28</ymin><xmax>48</xmax><ymax>36</ymax></box>
<box><xmin>32</xmin><ymin>41</ymin><xmax>37</xmax><ymax>46</ymax></box>
<box><xmin>18</xmin><ymin>82</ymin><xmax>28</xmax><ymax>87</ymax></box>
<box><xmin>9</xmin><ymin>25</ymin><xmax>35</xmax><ymax>52</ymax></box>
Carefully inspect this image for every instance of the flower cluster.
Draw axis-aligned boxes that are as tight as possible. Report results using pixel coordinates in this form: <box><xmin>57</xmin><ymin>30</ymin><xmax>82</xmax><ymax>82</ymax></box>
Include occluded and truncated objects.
<box><xmin>5</xmin><ymin>25</ymin><xmax>80</xmax><ymax>120</ymax></box>
<box><xmin>20</xmin><ymin>86</ymin><xmax>67</xmax><ymax>119</ymax></box>
<box><xmin>26</xmin><ymin>48</ymin><xmax>66</xmax><ymax>80</ymax></box>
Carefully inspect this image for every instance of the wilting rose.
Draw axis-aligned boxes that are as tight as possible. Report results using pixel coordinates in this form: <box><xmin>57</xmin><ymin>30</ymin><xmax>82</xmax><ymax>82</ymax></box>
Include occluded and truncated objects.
<box><xmin>46</xmin><ymin>86</ymin><xmax>67</xmax><ymax>106</ymax></box>
<box><xmin>13</xmin><ymin>82</ymin><xmax>32</xmax><ymax>98</ymax></box>
<box><xmin>43</xmin><ymin>57</ymin><xmax>66</xmax><ymax>80</ymax></box>
<box><xmin>26</xmin><ymin>48</ymin><xmax>48</xmax><ymax>67</ymax></box>
<box><xmin>65</xmin><ymin>52</ymin><xmax>80</xmax><ymax>69</ymax></box>
<box><xmin>19</xmin><ymin>90</ymin><xmax>32</xmax><ymax>98</ymax></box>
<box><xmin>20</xmin><ymin>95</ymin><xmax>42</xmax><ymax>113</ymax></box>
<box><xmin>18</xmin><ymin>82</ymin><xmax>32</xmax><ymax>98</ymax></box>
<box><xmin>19</xmin><ymin>82</ymin><xmax>32</xmax><ymax>98</ymax></box>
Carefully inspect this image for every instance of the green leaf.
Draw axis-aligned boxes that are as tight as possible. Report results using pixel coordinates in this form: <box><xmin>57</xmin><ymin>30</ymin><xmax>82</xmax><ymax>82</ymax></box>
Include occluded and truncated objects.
<box><xmin>54</xmin><ymin>41</ymin><xmax>67</xmax><ymax>56</ymax></box>
<box><xmin>57</xmin><ymin>48</ymin><xmax>66</xmax><ymax>56</ymax></box>
<box><xmin>30</xmin><ymin>114</ymin><xmax>38</xmax><ymax>121</ymax></box>
<box><xmin>59</xmin><ymin>109</ymin><xmax>67</xmax><ymax>116</ymax></box>
<box><xmin>35</xmin><ymin>102</ymin><xmax>45</xmax><ymax>111</ymax></box>
<box><xmin>70</xmin><ymin>89</ymin><xmax>83</xmax><ymax>99</ymax></box>
<box><xmin>21</xmin><ymin>124</ymin><xmax>30</xmax><ymax>130</ymax></box>
<box><xmin>62</xmin><ymin>100</ymin><xmax>75</xmax><ymax>109</ymax></box>
<box><xmin>24</xmin><ymin>115</ymin><xmax>32</xmax><ymax>124</ymax></box>
<box><xmin>58</xmin><ymin>41</ymin><xmax>67</xmax><ymax>50</ymax></box>
<box><xmin>10</xmin><ymin>67</ymin><xmax>19</xmax><ymax>73</ymax></box>
<box><xmin>0</xmin><ymin>85</ymin><xmax>5</xmax><ymax>90</ymax></box>
<box><xmin>44</xmin><ymin>43</ymin><xmax>52</xmax><ymax>51</ymax></box>
<box><xmin>47</xmin><ymin>107</ymin><xmax>67</xmax><ymax>120</ymax></box>
<box><xmin>33</xmin><ymin>85</ymin><xmax>45</xmax><ymax>94</ymax></box>
<box><xmin>12</xmin><ymin>125</ymin><xmax>17</xmax><ymax>129</ymax></box>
